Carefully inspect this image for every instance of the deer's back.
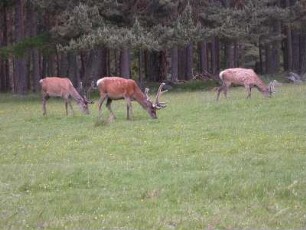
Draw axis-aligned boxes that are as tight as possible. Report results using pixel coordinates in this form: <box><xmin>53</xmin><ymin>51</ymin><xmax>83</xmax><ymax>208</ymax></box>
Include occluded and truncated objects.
<box><xmin>40</xmin><ymin>77</ymin><xmax>73</xmax><ymax>97</ymax></box>
<box><xmin>221</xmin><ymin>68</ymin><xmax>262</xmax><ymax>85</ymax></box>
<box><xmin>97</xmin><ymin>77</ymin><xmax>138</xmax><ymax>99</ymax></box>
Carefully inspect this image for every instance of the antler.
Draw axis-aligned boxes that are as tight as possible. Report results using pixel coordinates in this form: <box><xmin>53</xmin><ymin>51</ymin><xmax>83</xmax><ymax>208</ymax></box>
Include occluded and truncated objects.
<box><xmin>154</xmin><ymin>83</ymin><xmax>167</xmax><ymax>109</ymax></box>
<box><xmin>144</xmin><ymin>88</ymin><xmax>151</xmax><ymax>102</ymax></box>
<box><xmin>79</xmin><ymin>81</ymin><xmax>95</xmax><ymax>104</ymax></box>
<box><xmin>82</xmin><ymin>95</ymin><xmax>94</xmax><ymax>104</ymax></box>
<box><xmin>268</xmin><ymin>80</ymin><xmax>281</xmax><ymax>94</ymax></box>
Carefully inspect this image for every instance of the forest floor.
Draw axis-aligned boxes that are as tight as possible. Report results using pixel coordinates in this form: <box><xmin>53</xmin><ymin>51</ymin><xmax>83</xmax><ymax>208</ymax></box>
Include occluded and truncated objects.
<box><xmin>0</xmin><ymin>82</ymin><xmax>305</xmax><ymax>229</ymax></box>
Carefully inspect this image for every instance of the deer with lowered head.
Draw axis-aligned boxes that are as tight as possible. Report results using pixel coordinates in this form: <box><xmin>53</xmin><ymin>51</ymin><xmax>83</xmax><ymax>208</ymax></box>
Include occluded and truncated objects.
<box><xmin>40</xmin><ymin>77</ymin><xmax>92</xmax><ymax>115</ymax></box>
<box><xmin>217</xmin><ymin>68</ymin><xmax>276</xmax><ymax>100</ymax></box>
<box><xmin>96</xmin><ymin>77</ymin><xmax>167</xmax><ymax>120</ymax></box>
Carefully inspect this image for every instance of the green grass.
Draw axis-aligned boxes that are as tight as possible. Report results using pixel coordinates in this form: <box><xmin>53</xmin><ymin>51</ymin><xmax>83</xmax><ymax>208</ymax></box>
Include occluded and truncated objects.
<box><xmin>0</xmin><ymin>83</ymin><xmax>306</xmax><ymax>229</ymax></box>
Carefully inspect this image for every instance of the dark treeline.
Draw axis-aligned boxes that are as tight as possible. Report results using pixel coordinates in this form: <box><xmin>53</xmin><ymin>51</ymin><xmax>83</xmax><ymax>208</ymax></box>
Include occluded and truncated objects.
<box><xmin>0</xmin><ymin>0</ymin><xmax>305</xmax><ymax>94</ymax></box>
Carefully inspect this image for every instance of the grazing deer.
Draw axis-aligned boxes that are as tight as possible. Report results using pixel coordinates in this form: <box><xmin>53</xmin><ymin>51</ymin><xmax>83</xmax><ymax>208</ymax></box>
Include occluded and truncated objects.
<box><xmin>217</xmin><ymin>68</ymin><xmax>275</xmax><ymax>100</ymax></box>
<box><xmin>96</xmin><ymin>77</ymin><xmax>167</xmax><ymax>120</ymax></box>
<box><xmin>40</xmin><ymin>77</ymin><xmax>91</xmax><ymax>115</ymax></box>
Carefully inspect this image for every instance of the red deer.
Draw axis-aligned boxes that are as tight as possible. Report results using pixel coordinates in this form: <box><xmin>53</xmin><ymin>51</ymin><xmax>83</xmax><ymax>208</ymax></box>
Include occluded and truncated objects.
<box><xmin>217</xmin><ymin>68</ymin><xmax>275</xmax><ymax>100</ymax></box>
<box><xmin>97</xmin><ymin>77</ymin><xmax>167</xmax><ymax>120</ymax></box>
<box><xmin>40</xmin><ymin>77</ymin><xmax>91</xmax><ymax>115</ymax></box>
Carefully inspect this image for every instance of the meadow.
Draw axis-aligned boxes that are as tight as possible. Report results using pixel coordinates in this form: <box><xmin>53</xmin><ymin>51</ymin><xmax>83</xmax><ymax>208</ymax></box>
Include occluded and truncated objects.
<box><xmin>0</xmin><ymin>82</ymin><xmax>306</xmax><ymax>229</ymax></box>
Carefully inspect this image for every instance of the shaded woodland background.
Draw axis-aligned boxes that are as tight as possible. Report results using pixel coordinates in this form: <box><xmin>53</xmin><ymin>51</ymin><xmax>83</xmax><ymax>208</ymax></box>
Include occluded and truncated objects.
<box><xmin>0</xmin><ymin>0</ymin><xmax>306</xmax><ymax>94</ymax></box>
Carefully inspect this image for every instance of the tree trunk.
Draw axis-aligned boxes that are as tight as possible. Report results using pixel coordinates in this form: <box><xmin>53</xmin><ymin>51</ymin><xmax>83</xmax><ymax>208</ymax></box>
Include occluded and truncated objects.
<box><xmin>68</xmin><ymin>52</ymin><xmax>80</xmax><ymax>87</ymax></box>
<box><xmin>271</xmin><ymin>43</ymin><xmax>280</xmax><ymax>74</ymax></box>
<box><xmin>32</xmin><ymin>48</ymin><xmax>40</xmax><ymax>92</ymax></box>
<box><xmin>178</xmin><ymin>47</ymin><xmax>186</xmax><ymax>80</ymax></box>
<box><xmin>159</xmin><ymin>50</ymin><xmax>167</xmax><ymax>82</ymax></box>
<box><xmin>15</xmin><ymin>0</ymin><xmax>27</xmax><ymax>95</ymax></box>
<box><xmin>44</xmin><ymin>55</ymin><xmax>56</xmax><ymax>77</ymax></box>
<box><xmin>265</xmin><ymin>44</ymin><xmax>272</xmax><ymax>74</ymax></box>
<box><xmin>171</xmin><ymin>46</ymin><xmax>178</xmax><ymax>82</ymax></box>
<box><xmin>81</xmin><ymin>50</ymin><xmax>95</xmax><ymax>85</ymax></box>
<box><xmin>299</xmin><ymin>32</ymin><xmax>306</xmax><ymax>74</ymax></box>
<box><xmin>146</xmin><ymin>51</ymin><xmax>159</xmax><ymax>82</ymax></box>
<box><xmin>291</xmin><ymin>31</ymin><xmax>300</xmax><ymax>73</ymax></box>
<box><xmin>284</xmin><ymin>0</ymin><xmax>293</xmax><ymax>71</ymax></box>
<box><xmin>58</xmin><ymin>53</ymin><xmax>69</xmax><ymax>77</ymax></box>
<box><xmin>0</xmin><ymin>3</ymin><xmax>10</xmax><ymax>92</ymax></box>
<box><xmin>146</xmin><ymin>50</ymin><xmax>167</xmax><ymax>82</ymax></box>
<box><xmin>138</xmin><ymin>50</ymin><xmax>145</xmax><ymax>83</ymax></box>
<box><xmin>258</xmin><ymin>43</ymin><xmax>264</xmax><ymax>74</ymax></box>
<box><xmin>185</xmin><ymin>43</ymin><xmax>193</xmax><ymax>80</ymax></box>
<box><xmin>112</xmin><ymin>49</ymin><xmax>119</xmax><ymax>76</ymax></box>
<box><xmin>211</xmin><ymin>37</ymin><xmax>219</xmax><ymax>74</ymax></box>
<box><xmin>234</xmin><ymin>42</ymin><xmax>240</xmax><ymax>67</ymax></box>
<box><xmin>91</xmin><ymin>48</ymin><xmax>108</xmax><ymax>82</ymax></box>
<box><xmin>27</xmin><ymin>2</ymin><xmax>40</xmax><ymax>92</ymax></box>
<box><xmin>225</xmin><ymin>41</ymin><xmax>235</xmax><ymax>68</ymax></box>
<box><xmin>198</xmin><ymin>41</ymin><xmax>208</xmax><ymax>72</ymax></box>
<box><xmin>270</xmin><ymin>2</ymin><xmax>281</xmax><ymax>74</ymax></box>
<box><xmin>100</xmin><ymin>47</ymin><xmax>108</xmax><ymax>77</ymax></box>
<box><xmin>120</xmin><ymin>48</ymin><xmax>130</xmax><ymax>78</ymax></box>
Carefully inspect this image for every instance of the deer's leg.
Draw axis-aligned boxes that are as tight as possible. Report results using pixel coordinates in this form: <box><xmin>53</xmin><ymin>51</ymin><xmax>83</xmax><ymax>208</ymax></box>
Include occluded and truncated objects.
<box><xmin>63</xmin><ymin>95</ymin><xmax>69</xmax><ymax>115</ymax></box>
<box><xmin>223</xmin><ymin>82</ymin><xmax>231</xmax><ymax>98</ymax></box>
<box><xmin>68</xmin><ymin>99</ymin><xmax>74</xmax><ymax>115</ymax></box>
<box><xmin>106</xmin><ymin>98</ymin><xmax>116</xmax><ymax>119</ymax></box>
<box><xmin>223</xmin><ymin>85</ymin><xmax>228</xmax><ymax>98</ymax></box>
<box><xmin>98</xmin><ymin>95</ymin><xmax>107</xmax><ymax>118</ymax></box>
<box><xmin>125</xmin><ymin>97</ymin><xmax>132</xmax><ymax>120</ymax></box>
<box><xmin>64</xmin><ymin>96</ymin><xmax>74</xmax><ymax>115</ymax></box>
<box><xmin>42</xmin><ymin>94</ymin><xmax>49</xmax><ymax>115</ymax></box>
<box><xmin>64</xmin><ymin>101</ymin><xmax>68</xmax><ymax>115</ymax></box>
<box><xmin>245</xmin><ymin>84</ymin><xmax>252</xmax><ymax>98</ymax></box>
<box><xmin>216</xmin><ymin>86</ymin><xmax>223</xmax><ymax>101</ymax></box>
<box><xmin>217</xmin><ymin>83</ymin><xmax>229</xmax><ymax>100</ymax></box>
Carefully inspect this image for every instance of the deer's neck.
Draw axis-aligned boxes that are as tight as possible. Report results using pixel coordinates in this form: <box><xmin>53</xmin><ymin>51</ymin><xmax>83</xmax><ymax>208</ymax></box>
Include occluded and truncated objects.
<box><xmin>253</xmin><ymin>81</ymin><xmax>270</xmax><ymax>96</ymax></box>
<box><xmin>256</xmin><ymin>81</ymin><xmax>269</xmax><ymax>93</ymax></box>
<box><xmin>134</xmin><ymin>89</ymin><xmax>150</xmax><ymax>109</ymax></box>
<box><xmin>69</xmin><ymin>86</ymin><xmax>83</xmax><ymax>103</ymax></box>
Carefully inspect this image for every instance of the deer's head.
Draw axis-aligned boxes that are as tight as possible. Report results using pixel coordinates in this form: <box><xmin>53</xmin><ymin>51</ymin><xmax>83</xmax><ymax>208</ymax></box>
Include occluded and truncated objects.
<box><xmin>77</xmin><ymin>93</ymin><xmax>95</xmax><ymax>114</ymax></box>
<box><xmin>145</xmin><ymin>83</ymin><xmax>168</xmax><ymax>119</ymax></box>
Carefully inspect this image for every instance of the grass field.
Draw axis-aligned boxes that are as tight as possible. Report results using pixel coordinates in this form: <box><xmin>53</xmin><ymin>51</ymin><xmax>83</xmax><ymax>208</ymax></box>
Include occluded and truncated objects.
<box><xmin>0</xmin><ymin>83</ymin><xmax>306</xmax><ymax>229</ymax></box>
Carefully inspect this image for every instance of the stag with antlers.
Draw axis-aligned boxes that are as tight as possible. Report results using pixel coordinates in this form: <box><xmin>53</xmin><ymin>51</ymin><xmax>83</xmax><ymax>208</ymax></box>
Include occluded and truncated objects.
<box><xmin>96</xmin><ymin>77</ymin><xmax>167</xmax><ymax>120</ymax></box>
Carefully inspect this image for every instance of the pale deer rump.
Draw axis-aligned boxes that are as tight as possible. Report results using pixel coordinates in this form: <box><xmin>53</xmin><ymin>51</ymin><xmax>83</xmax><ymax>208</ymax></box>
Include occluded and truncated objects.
<box><xmin>40</xmin><ymin>77</ymin><xmax>91</xmax><ymax>115</ymax></box>
<box><xmin>96</xmin><ymin>76</ymin><xmax>167</xmax><ymax>120</ymax></box>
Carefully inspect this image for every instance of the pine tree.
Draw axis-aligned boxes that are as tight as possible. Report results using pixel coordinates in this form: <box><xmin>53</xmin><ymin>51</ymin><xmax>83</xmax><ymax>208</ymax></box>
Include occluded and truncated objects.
<box><xmin>200</xmin><ymin>0</ymin><xmax>289</xmax><ymax>71</ymax></box>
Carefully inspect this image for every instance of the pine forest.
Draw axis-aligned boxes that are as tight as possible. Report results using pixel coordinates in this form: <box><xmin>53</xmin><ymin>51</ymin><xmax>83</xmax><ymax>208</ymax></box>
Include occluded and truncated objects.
<box><xmin>0</xmin><ymin>0</ymin><xmax>306</xmax><ymax>94</ymax></box>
